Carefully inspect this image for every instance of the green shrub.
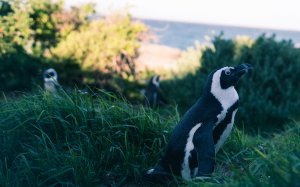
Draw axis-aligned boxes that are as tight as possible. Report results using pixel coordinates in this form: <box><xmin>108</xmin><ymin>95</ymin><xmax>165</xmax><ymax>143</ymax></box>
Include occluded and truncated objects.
<box><xmin>162</xmin><ymin>34</ymin><xmax>300</xmax><ymax>131</ymax></box>
<box><xmin>0</xmin><ymin>0</ymin><xmax>147</xmax><ymax>95</ymax></box>
<box><xmin>51</xmin><ymin>14</ymin><xmax>147</xmax><ymax>80</ymax></box>
<box><xmin>161</xmin><ymin>35</ymin><xmax>236</xmax><ymax>114</ymax></box>
<box><xmin>160</xmin><ymin>73</ymin><xmax>202</xmax><ymax>109</ymax></box>
<box><xmin>236</xmin><ymin>35</ymin><xmax>300</xmax><ymax>130</ymax></box>
<box><xmin>0</xmin><ymin>0</ymin><xmax>74</xmax><ymax>92</ymax></box>
<box><xmin>0</xmin><ymin>46</ymin><xmax>44</xmax><ymax>92</ymax></box>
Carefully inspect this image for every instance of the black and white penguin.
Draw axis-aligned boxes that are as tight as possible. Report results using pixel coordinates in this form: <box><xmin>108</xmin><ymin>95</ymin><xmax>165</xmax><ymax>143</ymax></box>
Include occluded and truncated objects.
<box><xmin>145</xmin><ymin>64</ymin><xmax>252</xmax><ymax>182</ymax></box>
<box><xmin>43</xmin><ymin>68</ymin><xmax>59</xmax><ymax>93</ymax></box>
<box><xmin>43</xmin><ymin>68</ymin><xmax>97</xmax><ymax>97</ymax></box>
<box><xmin>142</xmin><ymin>75</ymin><xmax>168</xmax><ymax>107</ymax></box>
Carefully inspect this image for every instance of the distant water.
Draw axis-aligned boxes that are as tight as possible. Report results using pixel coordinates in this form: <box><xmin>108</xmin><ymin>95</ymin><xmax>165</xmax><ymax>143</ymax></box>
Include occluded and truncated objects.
<box><xmin>141</xmin><ymin>19</ymin><xmax>300</xmax><ymax>49</ymax></box>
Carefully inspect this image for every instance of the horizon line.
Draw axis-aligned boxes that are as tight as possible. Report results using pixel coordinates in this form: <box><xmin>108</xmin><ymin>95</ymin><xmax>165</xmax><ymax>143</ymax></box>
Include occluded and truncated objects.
<box><xmin>130</xmin><ymin>16</ymin><xmax>300</xmax><ymax>33</ymax></box>
<box><xmin>93</xmin><ymin>13</ymin><xmax>300</xmax><ymax>33</ymax></box>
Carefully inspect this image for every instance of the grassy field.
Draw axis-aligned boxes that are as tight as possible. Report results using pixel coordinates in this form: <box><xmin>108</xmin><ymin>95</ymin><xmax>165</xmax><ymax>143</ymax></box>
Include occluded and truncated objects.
<box><xmin>0</xmin><ymin>91</ymin><xmax>299</xmax><ymax>186</ymax></box>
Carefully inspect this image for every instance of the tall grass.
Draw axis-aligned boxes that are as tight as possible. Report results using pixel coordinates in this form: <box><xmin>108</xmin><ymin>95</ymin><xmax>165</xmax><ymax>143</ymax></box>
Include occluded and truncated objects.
<box><xmin>187</xmin><ymin>122</ymin><xmax>300</xmax><ymax>186</ymax></box>
<box><xmin>0</xmin><ymin>91</ymin><xmax>299</xmax><ymax>186</ymax></box>
<box><xmin>0</xmin><ymin>91</ymin><xmax>175</xmax><ymax>186</ymax></box>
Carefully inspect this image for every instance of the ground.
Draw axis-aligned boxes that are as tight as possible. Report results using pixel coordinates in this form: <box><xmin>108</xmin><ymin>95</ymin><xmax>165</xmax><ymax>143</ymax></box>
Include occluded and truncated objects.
<box><xmin>136</xmin><ymin>43</ymin><xmax>182</xmax><ymax>72</ymax></box>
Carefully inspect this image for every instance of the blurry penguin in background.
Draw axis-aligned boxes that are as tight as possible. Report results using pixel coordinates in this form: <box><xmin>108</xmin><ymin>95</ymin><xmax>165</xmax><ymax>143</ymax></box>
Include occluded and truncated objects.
<box><xmin>43</xmin><ymin>68</ymin><xmax>59</xmax><ymax>93</ymax></box>
<box><xmin>142</xmin><ymin>75</ymin><xmax>168</xmax><ymax>107</ymax></box>
<box><xmin>43</xmin><ymin>68</ymin><xmax>98</xmax><ymax>97</ymax></box>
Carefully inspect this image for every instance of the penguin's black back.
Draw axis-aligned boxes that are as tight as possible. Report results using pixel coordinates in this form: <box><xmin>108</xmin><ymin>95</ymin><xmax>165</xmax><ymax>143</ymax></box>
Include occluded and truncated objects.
<box><xmin>158</xmin><ymin>91</ymin><xmax>223</xmax><ymax>176</ymax></box>
<box><xmin>146</xmin><ymin>64</ymin><xmax>252</xmax><ymax>181</ymax></box>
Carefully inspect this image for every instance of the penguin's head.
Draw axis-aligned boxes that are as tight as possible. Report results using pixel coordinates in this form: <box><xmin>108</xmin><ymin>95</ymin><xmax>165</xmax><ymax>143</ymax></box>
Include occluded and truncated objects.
<box><xmin>43</xmin><ymin>68</ymin><xmax>58</xmax><ymax>83</ymax></box>
<box><xmin>215</xmin><ymin>63</ymin><xmax>253</xmax><ymax>89</ymax></box>
<box><xmin>206</xmin><ymin>63</ymin><xmax>252</xmax><ymax>108</ymax></box>
<box><xmin>150</xmin><ymin>75</ymin><xmax>160</xmax><ymax>88</ymax></box>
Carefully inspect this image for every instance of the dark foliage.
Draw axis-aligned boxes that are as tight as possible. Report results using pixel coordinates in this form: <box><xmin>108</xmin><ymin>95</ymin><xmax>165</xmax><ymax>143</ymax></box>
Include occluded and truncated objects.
<box><xmin>0</xmin><ymin>46</ymin><xmax>44</xmax><ymax>92</ymax></box>
<box><xmin>162</xmin><ymin>35</ymin><xmax>300</xmax><ymax>131</ymax></box>
<box><xmin>236</xmin><ymin>35</ymin><xmax>300</xmax><ymax>130</ymax></box>
<box><xmin>0</xmin><ymin>1</ymin><xmax>13</xmax><ymax>16</ymax></box>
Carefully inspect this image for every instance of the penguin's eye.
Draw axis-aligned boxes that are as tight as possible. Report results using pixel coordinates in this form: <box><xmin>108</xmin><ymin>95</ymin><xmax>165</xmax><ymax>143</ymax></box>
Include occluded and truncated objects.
<box><xmin>225</xmin><ymin>69</ymin><xmax>231</xmax><ymax>75</ymax></box>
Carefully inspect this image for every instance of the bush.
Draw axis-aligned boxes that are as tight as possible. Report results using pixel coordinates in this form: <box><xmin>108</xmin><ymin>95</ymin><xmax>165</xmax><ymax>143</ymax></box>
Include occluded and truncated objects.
<box><xmin>161</xmin><ymin>34</ymin><xmax>300</xmax><ymax>131</ymax></box>
<box><xmin>161</xmin><ymin>36</ymin><xmax>236</xmax><ymax>114</ymax></box>
<box><xmin>0</xmin><ymin>0</ymin><xmax>147</xmax><ymax>95</ymax></box>
<box><xmin>0</xmin><ymin>0</ymin><xmax>69</xmax><ymax>92</ymax></box>
<box><xmin>51</xmin><ymin>14</ymin><xmax>147</xmax><ymax>80</ymax></box>
<box><xmin>0</xmin><ymin>46</ymin><xmax>44</xmax><ymax>92</ymax></box>
<box><xmin>236</xmin><ymin>35</ymin><xmax>300</xmax><ymax>130</ymax></box>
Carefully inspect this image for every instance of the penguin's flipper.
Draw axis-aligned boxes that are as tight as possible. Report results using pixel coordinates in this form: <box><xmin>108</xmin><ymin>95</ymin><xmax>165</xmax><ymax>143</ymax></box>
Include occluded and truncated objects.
<box><xmin>193</xmin><ymin>124</ymin><xmax>215</xmax><ymax>177</ymax></box>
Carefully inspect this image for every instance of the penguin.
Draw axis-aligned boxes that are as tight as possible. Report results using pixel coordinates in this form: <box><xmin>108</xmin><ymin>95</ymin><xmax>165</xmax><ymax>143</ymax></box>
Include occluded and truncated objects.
<box><xmin>145</xmin><ymin>63</ymin><xmax>252</xmax><ymax>182</ymax></box>
<box><xmin>142</xmin><ymin>75</ymin><xmax>168</xmax><ymax>107</ymax></box>
<box><xmin>43</xmin><ymin>68</ymin><xmax>59</xmax><ymax>93</ymax></box>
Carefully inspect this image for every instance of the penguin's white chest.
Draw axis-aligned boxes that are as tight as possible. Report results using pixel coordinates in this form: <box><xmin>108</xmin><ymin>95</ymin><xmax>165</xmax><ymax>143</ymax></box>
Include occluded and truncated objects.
<box><xmin>210</xmin><ymin>69</ymin><xmax>239</xmax><ymax>152</ymax></box>
<box><xmin>181</xmin><ymin>123</ymin><xmax>202</xmax><ymax>180</ymax></box>
<box><xmin>214</xmin><ymin>109</ymin><xmax>238</xmax><ymax>152</ymax></box>
<box><xmin>44</xmin><ymin>82</ymin><xmax>56</xmax><ymax>92</ymax></box>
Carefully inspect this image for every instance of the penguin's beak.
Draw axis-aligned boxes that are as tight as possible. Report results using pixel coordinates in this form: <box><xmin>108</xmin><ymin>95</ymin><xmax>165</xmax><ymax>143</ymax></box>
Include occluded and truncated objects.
<box><xmin>233</xmin><ymin>63</ymin><xmax>253</xmax><ymax>78</ymax></box>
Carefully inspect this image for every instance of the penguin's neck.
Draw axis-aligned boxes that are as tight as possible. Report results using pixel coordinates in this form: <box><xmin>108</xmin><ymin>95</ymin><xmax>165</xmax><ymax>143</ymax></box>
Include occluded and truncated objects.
<box><xmin>209</xmin><ymin>71</ymin><xmax>239</xmax><ymax>111</ymax></box>
<box><xmin>211</xmin><ymin>85</ymin><xmax>238</xmax><ymax>110</ymax></box>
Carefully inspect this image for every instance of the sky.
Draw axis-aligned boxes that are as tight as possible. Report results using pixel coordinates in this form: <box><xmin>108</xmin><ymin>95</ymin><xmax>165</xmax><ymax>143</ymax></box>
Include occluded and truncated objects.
<box><xmin>64</xmin><ymin>0</ymin><xmax>300</xmax><ymax>31</ymax></box>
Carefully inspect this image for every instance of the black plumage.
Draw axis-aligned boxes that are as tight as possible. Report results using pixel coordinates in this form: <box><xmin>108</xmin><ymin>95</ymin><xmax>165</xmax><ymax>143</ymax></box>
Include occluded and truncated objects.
<box><xmin>143</xmin><ymin>75</ymin><xmax>168</xmax><ymax>107</ymax></box>
<box><xmin>145</xmin><ymin>64</ymin><xmax>252</xmax><ymax>182</ymax></box>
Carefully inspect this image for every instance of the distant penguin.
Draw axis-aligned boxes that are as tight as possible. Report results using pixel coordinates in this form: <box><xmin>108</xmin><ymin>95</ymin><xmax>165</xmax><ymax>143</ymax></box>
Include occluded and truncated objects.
<box><xmin>145</xmin><ymin>64</ymin><xmax>252</xmax><ymax>182</ymax></box>
<box><xmin>143</xmin><ymin>75</ymin><xmax>167</xmax><ymax>107</ymax></box>
<box><xmin>43</xmin><ymin>68</ymin><xmax>59</xmax><ymax>93</ymax></box>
